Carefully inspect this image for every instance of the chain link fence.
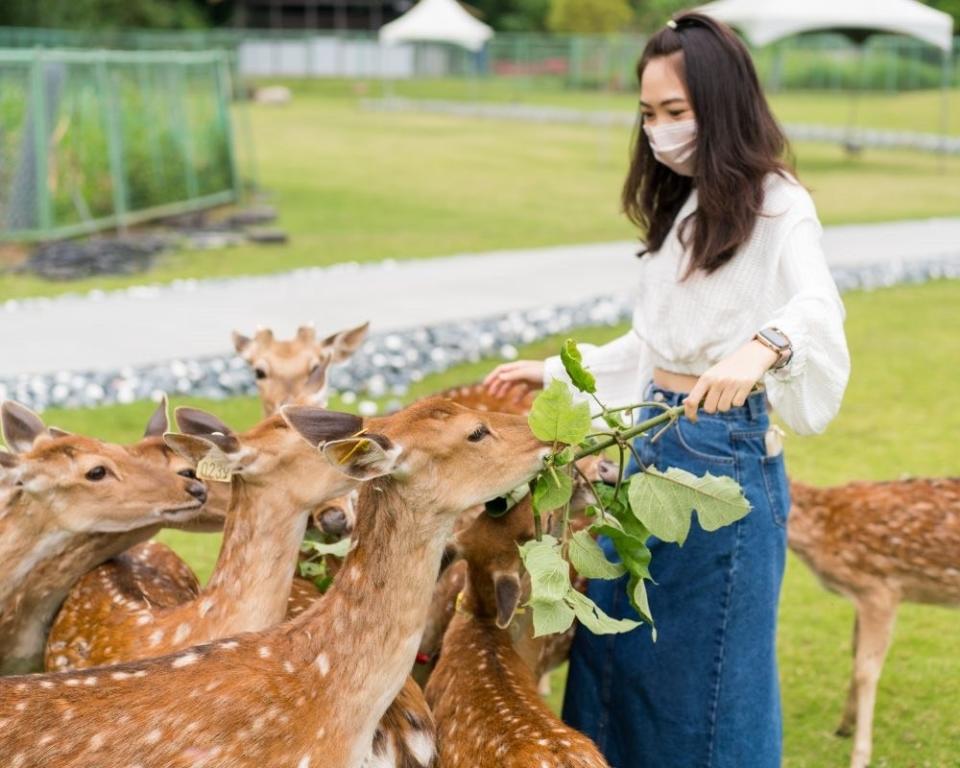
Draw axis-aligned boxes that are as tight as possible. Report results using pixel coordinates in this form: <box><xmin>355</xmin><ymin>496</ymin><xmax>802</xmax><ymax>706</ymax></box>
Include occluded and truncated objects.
<box><xmin>0</xmin><ymin>48</ymin><xmax>240</xmax><ymax>242</ymax></box>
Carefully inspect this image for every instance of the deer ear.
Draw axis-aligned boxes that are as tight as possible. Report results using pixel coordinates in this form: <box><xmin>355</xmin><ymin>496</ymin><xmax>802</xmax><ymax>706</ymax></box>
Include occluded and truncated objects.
<box><xmin>493</xmin><ymin>572</ymin><xmax>522</xmax><ymax>629</ymax></box>
<box><xmin>321</xmin><ymin>436</ymin><xmax>399</xmax><ymax>481</ymax></box>
<box><xmin>2</xmin><ymin>401</ymin><xmax>47</xmax><ymax>454</ymax></box>
<box><xmin>322</xmin><ymin>321</ymin><xmax>369</xmax><ymax>363</ymax></box>
<box><xmin>282</xmin><ymin>406</ymin><xmax>363</xmax><ymax>447</ymax></box>
<box><xmin>174</xmin><ymin>408</ymin><xmax>240</xmax><ymax>454</ymax></box>
<box><xmin>144</xmin><ymin>395</ymin><xmax>169</xmax><ymax>438</ymax></box>
<box><xmin>163</xmin><ymin>433</ymin><xmax>238</xmax><ymax>483</ymax></box>
<box><xmin>232</xmin><ymin>331</ymin><xmax>252</xmax><ymax>356</ymax></box>
<box><xmin>439</xmin><ymin>538</ymin><xmax>463</xmax><ymax>576</ymax></box>
<box><xmin>297</xmin><ymin>324</ymin><xmax>317</xmax><ymax>343</ymax></box>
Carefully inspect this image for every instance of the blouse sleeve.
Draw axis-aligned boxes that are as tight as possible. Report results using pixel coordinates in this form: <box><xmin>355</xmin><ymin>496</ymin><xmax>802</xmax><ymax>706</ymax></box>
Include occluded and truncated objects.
<box><xmin>542</xmin><ymin>330</ymin><xmax>647</xmax><ymax>412</ymax></box>
<box><xmin>762</xmin><ymin>217</ymin><xmax>851</xmax><ymax>435</ymax></box>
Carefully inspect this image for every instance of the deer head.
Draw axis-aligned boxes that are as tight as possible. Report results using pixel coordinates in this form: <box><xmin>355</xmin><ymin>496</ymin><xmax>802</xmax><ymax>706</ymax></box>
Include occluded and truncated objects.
<box><xmin>233</xmin><ymin>322</ymin><xmax>369</xmax><ymax>416</ymax></box>
<box><xmin>168</xmin><ymin>405</ymin><xmax>371</xmax><ymax>512</ymax></box>
<box><xmin>1</xmin><ymin>401</ymin><xmax>207</xmax><ymax>533</ymax></box>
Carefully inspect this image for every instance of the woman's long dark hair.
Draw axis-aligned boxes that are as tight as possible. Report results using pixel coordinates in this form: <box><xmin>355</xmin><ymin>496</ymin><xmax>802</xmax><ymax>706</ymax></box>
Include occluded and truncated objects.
<box><xmin>623</xmin><ymin>12</ymin><xmax>793</xmax><ymax>275</ymax></box>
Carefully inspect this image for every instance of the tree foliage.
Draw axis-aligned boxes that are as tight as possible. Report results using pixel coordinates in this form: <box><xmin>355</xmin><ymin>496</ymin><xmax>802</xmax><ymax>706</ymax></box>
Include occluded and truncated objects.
<box><xmin>0</xmin><ymin>0</ymin><xmax>211</xmax><ymax>29</ymax></box>
<box><xmin>547</xmin><ymin>0</ymin><xmax>634</xmax><ymax>34</ymax></box>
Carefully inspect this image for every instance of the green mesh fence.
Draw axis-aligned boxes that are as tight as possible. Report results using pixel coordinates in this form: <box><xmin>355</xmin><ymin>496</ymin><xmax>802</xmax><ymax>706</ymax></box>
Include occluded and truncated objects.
<box><xmin>0</xmin><ymin>49</ymin><xmax>240</xmax><ymax>242</ymax></box>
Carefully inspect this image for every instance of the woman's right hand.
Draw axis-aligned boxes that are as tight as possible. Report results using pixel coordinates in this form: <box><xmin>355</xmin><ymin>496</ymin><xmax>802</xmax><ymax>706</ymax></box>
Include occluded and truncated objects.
<box><xmin>484</xmin><ymin>360</ymin><xmax>546</xmax><ymax>402</ymax></box>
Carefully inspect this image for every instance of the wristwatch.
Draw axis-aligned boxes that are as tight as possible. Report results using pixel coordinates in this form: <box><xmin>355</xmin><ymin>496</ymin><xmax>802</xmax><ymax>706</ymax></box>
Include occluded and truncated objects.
<box><xmin>754</xmin><ymin>327</ymin><xmax>793</xmax><ymax>370</ymax></box>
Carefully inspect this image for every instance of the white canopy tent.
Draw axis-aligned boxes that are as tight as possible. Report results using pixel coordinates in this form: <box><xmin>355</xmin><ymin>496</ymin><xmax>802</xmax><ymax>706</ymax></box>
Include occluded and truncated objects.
<box><xmin>379</xmin><ymin>0</ymin><xmax>494</xmax><ymax>53</ymax></box>
<box><xmin>698</xmin><ymin>0</ymin><xmax>955</xmax><ymax>155</ymax></box>
<box><xmin>697</xmin><ymin>0</ymin><xmax>954</xmax><ymax>53</ymax></box>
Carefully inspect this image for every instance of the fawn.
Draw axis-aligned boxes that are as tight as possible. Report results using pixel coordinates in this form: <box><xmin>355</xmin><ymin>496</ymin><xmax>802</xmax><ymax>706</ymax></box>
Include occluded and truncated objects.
<box><xmin>789</xmin><ymin>478</ymin><xmax>960</xmax><ymax>768</ymax></box>
<box><xmin>234</xmin><ymin>321</ymin><xmax>369</xmax><ymax>415</ymax></box>
<box><xmin>425</xmin><ymin>496</ymin><xmax>609</xmax><ymax>768</ymax></box>
<box><xmin>44</xmin><ymin>406</ymin><xmax>369</xmax><ymax>671</ymax></box>
<box><xmin>0</xmin><ymin>400</ymin><xmax>209</xmax><ymax>675</ymax></box>
<box><xmin>0</xmin><ymin>398</ymin><xmax>549</xmax><ymax>768</ymax></box>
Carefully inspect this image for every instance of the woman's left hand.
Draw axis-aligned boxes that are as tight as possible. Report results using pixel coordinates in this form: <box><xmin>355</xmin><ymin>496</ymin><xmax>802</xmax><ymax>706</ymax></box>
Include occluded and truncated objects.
<box><xmin>683</xmin><ymin>340</ymin><xmax>779</xmax><ymax>422</ymax></box>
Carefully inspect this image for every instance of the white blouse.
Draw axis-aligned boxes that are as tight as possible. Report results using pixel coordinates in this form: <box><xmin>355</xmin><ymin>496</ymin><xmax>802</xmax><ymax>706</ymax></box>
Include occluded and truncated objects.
<box><xmin>544</xmin><ymin>173</ymin><xmax>850</xmax><ymax>435</ymax></box>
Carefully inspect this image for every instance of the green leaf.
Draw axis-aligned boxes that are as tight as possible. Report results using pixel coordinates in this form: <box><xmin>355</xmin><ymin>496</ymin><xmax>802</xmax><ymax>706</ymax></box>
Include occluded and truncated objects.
<box><xmin>552</xmin><ymin>446</ymin><xmax>576</xmax><ymax>467</ymax></box>
<box><xmin>560</xmin><ymin>338</ymin><xmax>597</xmax><ymax>395</ymax></box>
<box><xmin>519</xmin><ymin>535</ymin><xmax>572</xmax><ymax>603</ymax></box>
<box><xmin>628</xmin><ymin>467</ymin><xmax>751</xmax><ymax>546</ymax></box>
<box><xmin>567</xmin><ymin>589</ymin><xmax>641</xmax><ymax>635</ymax></box>
<box><xmin>300</xmin><ymin>537</ymin><xmax>352</xmax><ymax>558</ymax></box>
<box><xmin>533</xmin><ymin>469</ymin><xmax>573</xmax><ymax>513</ymax></box>
<box><xmin>627</xmin><ymin>574</ymin><xmax>655</xmax><ymax>629</ymax></box>
<box><xmin>527</xmin><ymin>598</ymin><xmax>576</xmax><ymax>637</ymax></box>
<box><xmin>528</xmin><ymin>380</ymin><xmax>592</xmax><ymax>445</ymax></box>
<box><xmin>568</xmin><ymin>529</ymin><xmax>625</xmax><ymax>580</ymax></box>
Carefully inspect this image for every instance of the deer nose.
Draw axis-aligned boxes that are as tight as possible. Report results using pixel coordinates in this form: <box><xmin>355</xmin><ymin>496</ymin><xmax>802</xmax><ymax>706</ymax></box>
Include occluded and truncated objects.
<box><xmin>597</xmin><ymin>459</ymin><xmax>620</xmax><ymax>486</ymax></box>
<box><xmin>319</xmin><ymin>506</ymin><xmax>349</xmax><ymax>537</ymax></box>
<box><xmin>185</xmin><ymin>480</ymin><xmax>208</xmax><ymax>504</ymax></box>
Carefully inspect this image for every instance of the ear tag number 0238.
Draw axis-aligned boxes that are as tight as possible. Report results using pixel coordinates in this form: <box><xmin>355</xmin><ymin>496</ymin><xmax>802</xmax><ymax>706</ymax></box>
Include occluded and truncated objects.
<box><xmin>196</xmin><ymin>456</ymin><xmax>232</xmax><ymax>483</ymax></box>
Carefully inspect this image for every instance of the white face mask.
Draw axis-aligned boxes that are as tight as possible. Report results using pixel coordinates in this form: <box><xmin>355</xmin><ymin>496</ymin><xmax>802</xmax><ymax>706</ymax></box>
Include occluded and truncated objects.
<box><xmin>643</xmin><ymin>118</ymin><xmax>697</xmax><ymax>177</ymax></box>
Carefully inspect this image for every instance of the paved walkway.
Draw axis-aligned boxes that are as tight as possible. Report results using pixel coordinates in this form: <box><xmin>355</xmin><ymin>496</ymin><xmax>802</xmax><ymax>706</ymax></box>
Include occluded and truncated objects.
<box><xmin>3</xmin><ymin>217</ymin><xmax>960</xmax><ymax>377</ymax></box>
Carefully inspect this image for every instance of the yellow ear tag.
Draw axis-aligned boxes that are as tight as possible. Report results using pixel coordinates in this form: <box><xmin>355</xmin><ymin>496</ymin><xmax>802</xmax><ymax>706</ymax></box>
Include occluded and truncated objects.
<box><xmin>338</xmin><ymin>432</ymin><xmax>371</xmax><ymax>465</ymax></box>
<box><xmin>196</xmin><ymin>455</ymin><xmax>233</xmax><ymax>483</ymax></box>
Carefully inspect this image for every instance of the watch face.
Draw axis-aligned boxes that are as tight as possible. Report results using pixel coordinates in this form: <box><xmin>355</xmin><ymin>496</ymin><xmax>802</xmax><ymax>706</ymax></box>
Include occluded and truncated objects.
<box><xmin>761</xmin><ymin>328</ymin><xmax>789</xmax><ymax>349</ymax></box>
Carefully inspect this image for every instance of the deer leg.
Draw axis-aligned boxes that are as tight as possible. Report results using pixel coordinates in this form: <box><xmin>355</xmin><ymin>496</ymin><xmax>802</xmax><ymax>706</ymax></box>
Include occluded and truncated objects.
<box><xmin>849</xmin><ymin>599</ymin><xmax>897</xmax><ymax>768</ymax></box>
<box><xmin>835</xmin><ymin>612</ymin><xmax>860</xmax><ymax>738</ymax></box>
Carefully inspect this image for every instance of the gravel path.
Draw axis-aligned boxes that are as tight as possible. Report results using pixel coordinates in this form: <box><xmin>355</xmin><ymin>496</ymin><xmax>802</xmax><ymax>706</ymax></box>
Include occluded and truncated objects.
<box><xmin>2</xmin><ymin>216</ymin><xmax>959</xmax><ymax>410</ymax></box>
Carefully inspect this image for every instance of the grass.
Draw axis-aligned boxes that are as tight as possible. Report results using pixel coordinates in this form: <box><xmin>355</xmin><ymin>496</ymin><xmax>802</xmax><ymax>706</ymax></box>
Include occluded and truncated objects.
<box><xmin>28</xmin><ymin>279</ymin><xmax>960</xmax><ymax>767</ymax></box>
<box><xmin>1</xmin><ymin>83</ymin><xmax>958</xmax><ymax>302</ymax></box>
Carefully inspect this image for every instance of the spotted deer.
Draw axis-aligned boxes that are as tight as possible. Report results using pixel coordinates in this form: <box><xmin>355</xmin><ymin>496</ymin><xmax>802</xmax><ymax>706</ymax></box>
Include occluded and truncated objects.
<box><xmin>0</xmin><ymin>398</ymin><xmax>548</xmax><ymax>768</ymax></box>
<box><xmin>234</xmin><ymin>321</ymin><xmax>369</xmax><ymax>415</ymax></box>
<box><xmin>44</xmin><ymin>406</ymin><xmax>370</xmax><ymax>671</ymax></box>
<box><xmin>0</xmin><ymin>400</ymin><xmax>208</xmax><ymax>675</ymax></box>
<box><xmin>425</xmin><ymin>496</ymin><xmax>609</xmax><ymax>768</ymax></box>
<box><xmin>789</xmin><ymin>478</ymin><xmax>960</xmax><ymax>768</ymax></box>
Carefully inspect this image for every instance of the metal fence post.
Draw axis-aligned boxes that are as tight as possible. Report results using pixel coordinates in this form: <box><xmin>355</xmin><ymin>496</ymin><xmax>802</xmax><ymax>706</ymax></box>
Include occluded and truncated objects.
<box><xmin>96</xmin><ymin>54</ymin><xmax>129</xmax><ymax>230</ymax></box>
<box><xmin>215</xmin><ymin>52</ymin><xmax>242</xmax><ymax>201</ymax></box>
<box><xmin>29</xmin><ymin>47</ymin><xmax>52</xmax><ymax>232</ymax></box>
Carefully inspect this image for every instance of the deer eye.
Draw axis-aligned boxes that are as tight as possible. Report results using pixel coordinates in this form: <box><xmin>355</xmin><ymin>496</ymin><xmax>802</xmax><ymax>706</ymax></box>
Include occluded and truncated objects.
<box><xmin>468</xmin><ymin>425</ymin><xmax>490</xmax><ymax>443</ymax></box>
<box><xmin>178</xmin><ymin>468</ymin><xmax>197</xmax><ymax>480</ymax></box>
<box><xmin>254</xmin><ymin>367</ymin><xmax>268</xmax><ymax>380</ymax></box>
<box><xmin>85</xmin><ymin>466</ymin><xmax>107</xmax><ymax>482</ymax></box>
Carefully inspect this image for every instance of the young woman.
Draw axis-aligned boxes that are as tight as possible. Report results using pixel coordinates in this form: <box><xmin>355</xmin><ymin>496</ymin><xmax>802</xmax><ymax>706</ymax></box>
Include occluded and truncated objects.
<box><xmin>485</xmin><ymin>13</ymin><xmax>850</xmax><ymax>768</ymax></box>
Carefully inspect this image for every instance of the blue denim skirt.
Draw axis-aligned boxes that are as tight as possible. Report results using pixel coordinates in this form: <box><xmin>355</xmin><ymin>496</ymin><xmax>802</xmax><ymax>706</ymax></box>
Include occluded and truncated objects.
<box><xmin>562</xmin><ymin>383</ymin><xmax>790</xmax><ymax>768</ymax></box>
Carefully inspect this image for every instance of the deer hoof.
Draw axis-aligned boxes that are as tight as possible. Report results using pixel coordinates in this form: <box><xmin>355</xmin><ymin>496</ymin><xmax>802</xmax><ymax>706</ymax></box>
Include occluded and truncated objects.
<box><xmin>834</xmin><ymin>720</ymin><xmax>854</xmax><ymax>738</ymax></box>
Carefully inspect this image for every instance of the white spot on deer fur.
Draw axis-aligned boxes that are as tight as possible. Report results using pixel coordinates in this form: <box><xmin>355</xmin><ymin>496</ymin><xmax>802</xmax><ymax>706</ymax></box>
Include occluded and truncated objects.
<box><xmin>38</xmin><ymin>735</ymin><xmax>53</xmax><ymax>747</ymax></box>
<box><xmin>64</xmin><ymin>678</ymin><xmax>80</xmax><ymax>686</ymax></box>
<box><xmin>315</xmin><ymin>653</ymin><xmax>330</xmax><ymax>676</ymax></box>
<box><xmin>173</xmin><ymin>623</ymin><xmax>192</xmax><ymax>644</ymax></box>
<box><xmin>149</xmin><ymin>629</ymin><xmax>165</xmax><ymax>646</ymax></box>
<box><xmin>83</xmin><ymin>676</ymin><xmax>97</xmax><ymax>686</ymax></box>
<box><xmin>220</xmin><ymin>641</ymin><xmax>238</xmax><ymax>650</ymax></box>
<box><xmin>89</xmin><ymin>733</ymin><xmax>106</xmax><ymax>750</ymax></box>
<box><xmin>145</xmin><ymin>729</ymin><xmax>162</xmax><ymax>744</ymax></box>
<box><xmin>348</xmin><ymin>566</ymin><xmax>361</xmax><ymax>582</ymax></box>
<box><xmin>39</xmin><ymin>680</ymin><xmax>54</xmax><ymax>689</ymax></box>
<box><xmin>405</xmin><ymin>731</ymin><xmax>436</xmax><ymax>765</ymax></box>
<box><xmin>283</xmin><ymin>661</ymin><xmax>294</xmax><ymax>673</ymax></box>
<box><xmin>199</xmin><ymin>598</ymin><xmax>215</xmax><ymax>617</ymax></box>
<box><xmin>112</xmin><ymin>671</ymin><xmax>132</xmax><ymax>681</ymax></box>
<box><xmin>136</xmin><ymin>614</ymin><xmax>152</xmax><ymax>625</ymax></box>
<box><xmin>173</xmin><ymin>653</ymin><xmax>198</xmax><ymax>668</ymax></box>
<box><xmin>297</xmin><ymin>757</ymin><xmax>310</xmax><ymax>768</ymax></box>
<box><xmin>258</xmin><ymin>646</ymin><xmax>271</xmax><ymax>659</ymax></box>
<box><xmin>14</xmin><ymin>702</ymin><xmax>26</xmax><ymax>711</ymax></box>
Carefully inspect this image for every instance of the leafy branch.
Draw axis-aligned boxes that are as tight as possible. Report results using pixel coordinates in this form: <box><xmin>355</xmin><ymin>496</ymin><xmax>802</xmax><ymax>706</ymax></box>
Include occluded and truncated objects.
<box><xmin>517</xmin><ymin>339</ymin><xmax>752</xmax><ymax>639</ymax></box>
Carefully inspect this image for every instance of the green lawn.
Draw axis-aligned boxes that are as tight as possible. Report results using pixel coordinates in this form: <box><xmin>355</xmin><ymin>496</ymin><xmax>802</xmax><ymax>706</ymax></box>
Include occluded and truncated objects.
<box><xmin>27</xmin><ymin>279</ymin><xmax>960</xmax><ymax>767</ymax></box>
<box><xmin>1</xmin><ymin>84</ymin><xmax>957</xmax><ymax>302</ymax></box>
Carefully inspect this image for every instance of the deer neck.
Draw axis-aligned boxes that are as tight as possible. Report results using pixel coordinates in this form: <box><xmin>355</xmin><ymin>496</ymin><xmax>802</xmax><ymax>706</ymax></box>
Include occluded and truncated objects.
<box><xmin>288</xmin><ymin>480</ymin><xmax>455</xmax><ymax>767</ymax></box>
<box><xmin>196</xmin><ymin>476</ymin><xmax>310</xmax><ymax>636</ymax></box>
<box><xmin>0</xmin><ymin>495</ymin><xmax>157</xmax><ymax>674</ymax></box>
